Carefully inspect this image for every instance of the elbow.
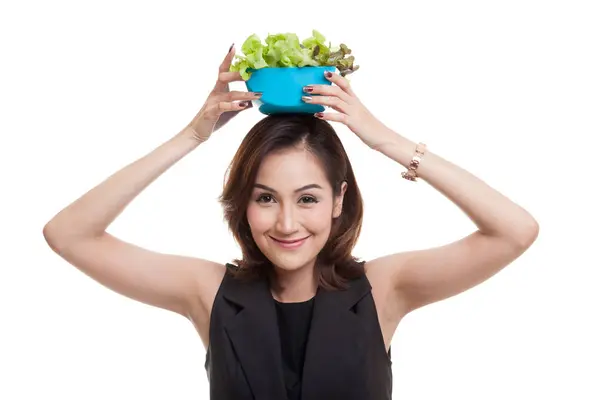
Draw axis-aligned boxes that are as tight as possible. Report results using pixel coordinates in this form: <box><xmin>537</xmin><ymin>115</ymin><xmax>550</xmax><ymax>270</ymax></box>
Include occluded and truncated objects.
<box><xmin>43</xmin><ymin>222</ymin><xmax>74</xmax><ymax>253</ymax></box>
<box><xmin>43</xmin><ymin>222</ymin><xmax>63</xmax><ymax>252</ymax></box>
<box><xmin>512</xmin><ymin>216</ymin><xmax>540</xmax><ymax>251</ymax></box>
<box><xmin>43</xmin><ymin>222</ymin><xmax>54</xmax><ymax>243</ymax></box>
<box><xmin>43</xmin><ymin>222</ymin><xmax>102</xmax><ymax>253</ymax></box>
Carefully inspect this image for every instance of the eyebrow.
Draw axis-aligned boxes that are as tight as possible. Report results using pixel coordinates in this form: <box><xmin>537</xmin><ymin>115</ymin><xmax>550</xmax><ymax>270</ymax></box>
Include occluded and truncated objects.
<box><xmin>253</xmin><ymin>183</ymin><xmax>324</xmax><ymax>194</ymax></box>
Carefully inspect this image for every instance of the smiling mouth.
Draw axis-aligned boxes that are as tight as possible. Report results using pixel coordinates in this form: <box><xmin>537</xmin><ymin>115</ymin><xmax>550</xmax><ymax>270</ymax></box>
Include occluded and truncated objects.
<box><xmin>270</xmin><ymin>236</ymin><xmax>309</xmax><ymax>244</ymax></box>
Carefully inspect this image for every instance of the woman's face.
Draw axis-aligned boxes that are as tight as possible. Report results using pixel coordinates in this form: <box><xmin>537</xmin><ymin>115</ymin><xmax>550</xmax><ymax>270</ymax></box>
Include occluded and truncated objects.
<box><xmin>246</xmin><ymin>146</ymin><xmax>346</xmax><ymax>273</ymax></box>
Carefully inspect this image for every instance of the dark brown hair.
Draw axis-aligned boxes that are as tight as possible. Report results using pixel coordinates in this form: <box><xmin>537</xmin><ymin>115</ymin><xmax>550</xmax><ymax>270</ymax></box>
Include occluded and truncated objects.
<box><xmin>218</xmin><ymin>113</ymin><xmax>365</xmax><ymax>290</ymax></box>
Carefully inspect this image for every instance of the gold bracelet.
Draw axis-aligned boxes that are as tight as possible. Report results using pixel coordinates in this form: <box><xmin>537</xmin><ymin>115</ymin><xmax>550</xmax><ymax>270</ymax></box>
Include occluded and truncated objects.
<box><xmin>401</xmin><ymin>142</ymin><xmax>427</xmax><ymax>181</ymax></box>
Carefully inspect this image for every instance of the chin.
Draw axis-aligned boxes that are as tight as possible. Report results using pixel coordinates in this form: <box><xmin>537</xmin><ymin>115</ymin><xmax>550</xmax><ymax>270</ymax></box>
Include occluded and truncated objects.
<box><xmin>267</xmin><ymin>254</ymin><xmax>314</xmax><ymax>271</ymax></box>
<box><xmin>259</xmin><ymin>235</ymin><xmax>323</xmax><ymax>272</ymax></box>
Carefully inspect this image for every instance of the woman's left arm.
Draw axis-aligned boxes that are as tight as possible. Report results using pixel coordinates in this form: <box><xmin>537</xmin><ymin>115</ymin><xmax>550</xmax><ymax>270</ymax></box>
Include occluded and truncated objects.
<box><xmin>367</xmin><ymin>133</ymin><xmax>539</xmax><ymax>313</ymax></box>
<box><xmin>305</xmin><ymin>71</ymin><xmax>539</xmax><ymax>314</ymax></box>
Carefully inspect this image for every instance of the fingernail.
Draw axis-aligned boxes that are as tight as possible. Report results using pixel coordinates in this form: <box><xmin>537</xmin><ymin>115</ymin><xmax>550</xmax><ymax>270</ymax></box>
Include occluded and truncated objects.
<box><xmin>303</xmin><ymin>86</ymin><xmax>313</xmax><ymax>93</ymax></box>
<box><xmin>325</xmin><ymin>71</ymin><xmax>333</xmax><ymax>78</ymax></box>
<box><xmin>315</xmin><ymin>112</ymin><xmax>324</xmax><ymax>118</ymax></box>
<box><xmin>301</xmin><ymin>96</ymin><xmax>312</xmax><ymax>102</ymax></box>
<box><xmin>239</xmin><ymin>101</ymin><xmax>248</xmax><ymax>107</ymax></box>
<box><xmin>253</xmin><ymin>92</ymin><xmax>263</xmax><ymax>97</ymax></box>
<box><xmin>228</xmin><ymin>43</ymin><xmax>234</xmax><ymax>53</ymax></box>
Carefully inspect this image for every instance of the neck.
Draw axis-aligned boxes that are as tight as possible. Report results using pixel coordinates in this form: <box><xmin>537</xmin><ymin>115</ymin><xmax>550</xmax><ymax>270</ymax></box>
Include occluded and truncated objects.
<box><xmin>269</xmin><ymin>260</ymin><xmax>317</xmax><ymax>303</ymax></box>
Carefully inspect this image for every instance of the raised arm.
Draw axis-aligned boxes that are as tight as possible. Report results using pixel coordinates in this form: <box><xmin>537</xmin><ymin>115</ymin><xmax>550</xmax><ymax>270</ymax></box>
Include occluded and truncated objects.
<box><xmin>43</xmin><ymin>130</ymin><xmax>215</xmax><ymax>317</ymax></box>
<box><xmin>43</xmin><ymin>45</ymin><xmax>259</xmax><ymax>346</ymax></box>
<box><xmin>303</xmin><ymin>71</ymin><xmax>539</xmax><ymax>318</ymax></box>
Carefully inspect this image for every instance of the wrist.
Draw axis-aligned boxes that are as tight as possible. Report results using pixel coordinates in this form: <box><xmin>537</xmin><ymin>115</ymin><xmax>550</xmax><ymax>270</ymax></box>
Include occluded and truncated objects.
<box><xmin>171</xmin><ymin>127</ymin><xmax>207</xmax><ymax>152</ymax></box>
<box><xmin>373</xmin><ymin>130</ymin><xmax>416</xmax><ymax>165</ymax></box>
<box><xmin>370</xmin><ymin>128</ymin><xmax>404</xmax><ymax>152</ymax></box>
<box><xmin>179</xmin><ymin>125</ymin><xmax>210</xmax><ymax>145</ymax></box>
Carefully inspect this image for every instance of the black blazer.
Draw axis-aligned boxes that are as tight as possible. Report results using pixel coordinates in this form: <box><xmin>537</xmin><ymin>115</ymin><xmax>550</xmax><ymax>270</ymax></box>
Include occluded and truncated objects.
<box><xmin>205</xmin><ymin>264</ymin><xmax>393</xmax><ymax>400</ymax></box>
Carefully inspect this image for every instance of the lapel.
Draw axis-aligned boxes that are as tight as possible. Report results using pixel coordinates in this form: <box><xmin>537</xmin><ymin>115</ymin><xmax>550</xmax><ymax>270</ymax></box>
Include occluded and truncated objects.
<box><xmin>222</xmin><ymin>271</ymin><xmax>287</xmax><ymax>399</ymax></box>
<box><xmin>301</xmin><ymin>273</ymin><xmax>372</xmax><ymax>399</ymax></box>
<box><xmin>222</xmin><ymin>267</ymin><xmax>372</xmax><ymax>400</ymax></box>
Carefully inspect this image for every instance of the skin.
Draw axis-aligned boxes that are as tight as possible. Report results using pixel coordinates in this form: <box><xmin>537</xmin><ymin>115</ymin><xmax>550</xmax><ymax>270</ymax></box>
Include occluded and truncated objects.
<box><xmin>43</xmin><ymin>47</ymin><xmax>539</xmax><ymax>355</ymax></box>
<box><xmin>246</xmin><ymin>145</ymin><xmax>347</xmax><ymax>303</ymax></box>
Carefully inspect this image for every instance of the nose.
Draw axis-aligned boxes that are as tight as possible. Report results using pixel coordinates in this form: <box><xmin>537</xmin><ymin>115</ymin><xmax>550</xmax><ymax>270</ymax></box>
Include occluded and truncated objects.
<box><xmin>275</xmin><ymin>203</ymin><xmax>299</xmax><ymax>235</ymax></box>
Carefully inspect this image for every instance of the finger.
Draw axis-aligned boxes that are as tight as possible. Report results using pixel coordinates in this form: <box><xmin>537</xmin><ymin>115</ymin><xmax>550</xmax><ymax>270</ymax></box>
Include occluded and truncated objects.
<box><xmin>207</xmin><ymin>100</ymin><xmax>252</xmax><ymax>118</ymax></box>
<box><xmin>216</xmin><ymin>71</ymin><xmax>245</xmax><ymax>86</ymax></box>
<box><xmin>302</xmin><ymin>95</ymin><xmax>349</xmax><ymax>114</ymax></box>
<box><xmin>219</xmin><ymin>44</ymin><xmax>236</xmax><ymax>73</ymax></box>
<box><xmin>214</xmin><ymin>45</ymin><xmax>240</xmax><ymax>92</ymax></box>
<box><xmin>213</xmin><ymin>102</ymin><xmax>253</xmax><ymax>131</ymax></box>
<box><xmin>214</xmin><ymin>89</ymin><xmax>259</xmax><ymax>103</ymax></box>
<box><xmin>214</xmin><ymin>71</ymin><xmax>243</xmax><ymax>93</ymax></box>
<box><xmin>211</xmin><ymin>79</ymin><xmax>248</xmax><ymax>97</ymax></box>
<box><xmin>324</xmin><ymin>70</ymin><xmax>355</xmax><ymax>96</ymax></box>
<box><xmin>303</xmin><ymin>84</ymin><xmax>352</xmax><ymax>103</ymax></box>
<box><xmin>314</xmin><ymin>111</ymin><xmax>347</xmax><ymax>124</ymax></box>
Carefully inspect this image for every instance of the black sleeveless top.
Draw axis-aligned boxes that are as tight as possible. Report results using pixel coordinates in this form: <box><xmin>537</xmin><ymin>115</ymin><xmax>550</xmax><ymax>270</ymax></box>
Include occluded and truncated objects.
<box><xmin>273</xmin><ymin>297</ymin><xmax>316</xmax><ymax>400</ymax></box>
<box><xmin>205</xmin><ymin>263</ymin><xmax>393</xmax><ymax>400</ymax></box>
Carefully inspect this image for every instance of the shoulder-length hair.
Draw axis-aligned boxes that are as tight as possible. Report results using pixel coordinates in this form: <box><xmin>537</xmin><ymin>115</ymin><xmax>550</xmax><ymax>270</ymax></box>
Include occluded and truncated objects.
<box><xmin>218</xmin><ymin>113</ymin><xmax>365</xmax><ymax>290</ymax></box>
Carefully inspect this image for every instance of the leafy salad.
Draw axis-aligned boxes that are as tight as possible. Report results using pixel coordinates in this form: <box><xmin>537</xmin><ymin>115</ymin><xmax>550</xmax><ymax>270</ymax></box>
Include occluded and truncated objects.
<box><xmin>229</xmin><ymin>29</ymin><xmax>359</xmax><ymax>80</ymax></box>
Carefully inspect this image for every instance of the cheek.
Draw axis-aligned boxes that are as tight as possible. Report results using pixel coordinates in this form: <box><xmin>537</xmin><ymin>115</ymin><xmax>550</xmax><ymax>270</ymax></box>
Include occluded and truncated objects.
<box><xmin>309</xmin><ymin>208</ymin><xmax>335</xmax><ymax>231</ymax></box>
<box><xmin>246</xmin><ymin>204</ymin><xmax>271</xmax><ymax>232</ymax></box>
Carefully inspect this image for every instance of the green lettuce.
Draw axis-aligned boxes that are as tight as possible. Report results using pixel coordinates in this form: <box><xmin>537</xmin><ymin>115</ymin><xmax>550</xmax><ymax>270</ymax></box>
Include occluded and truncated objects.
<box><xmin>229</xmin><ymin>29</ymin><xmax>359</xmax><ymax>80</ymax></box>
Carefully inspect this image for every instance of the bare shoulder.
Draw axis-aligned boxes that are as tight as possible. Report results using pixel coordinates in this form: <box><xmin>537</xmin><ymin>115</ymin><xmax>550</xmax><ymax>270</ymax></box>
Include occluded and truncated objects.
<box><xmin>364</xmin><ymin>256</ymin><xmax>412</xmax><ymax>351</ymax></box>
<box><xmin>191</xmin><ymin>258</ymin><xmax>227</xmax><ymax>311</ymax></box>
<box><xmin>364</xmin><ymin>254</ymin><xmax>408</xmax><ymax>301</ymax></box>
<box><xmin>188</xmin><ymin>260</ymin><xmax>227</xmax><ymax>349</ymax></box>
<box><xmin>364</xmin><ymin>255</ymin><xmax>411</xmax><ymax>316</ymax></box>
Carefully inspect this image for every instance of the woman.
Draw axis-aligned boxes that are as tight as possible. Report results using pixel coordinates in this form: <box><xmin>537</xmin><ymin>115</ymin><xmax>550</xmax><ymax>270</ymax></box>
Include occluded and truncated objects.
<box><xmin>43</xmin><ymin>44</ymin><xmax>539</xmax><ymax>400</ymax></box>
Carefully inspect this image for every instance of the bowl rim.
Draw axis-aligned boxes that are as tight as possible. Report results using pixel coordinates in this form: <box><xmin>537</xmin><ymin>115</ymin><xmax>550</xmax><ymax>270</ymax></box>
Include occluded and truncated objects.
<box><xmin>246</xmin><ymin>65</ymin><xmax>336</xmax><ymax>73</ymax></box>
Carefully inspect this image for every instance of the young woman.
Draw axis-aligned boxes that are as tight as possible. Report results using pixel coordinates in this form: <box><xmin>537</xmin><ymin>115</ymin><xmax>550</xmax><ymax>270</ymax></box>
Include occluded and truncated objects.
<box><xmin>43</xmin><ymin>44</ymin><xmax>539</xmax><ymax>400</ymax></box>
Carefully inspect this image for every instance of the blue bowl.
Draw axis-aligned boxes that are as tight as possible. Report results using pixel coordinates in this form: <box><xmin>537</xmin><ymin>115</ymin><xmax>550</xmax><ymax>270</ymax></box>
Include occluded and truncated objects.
<box><xmin>245</xmin><ymin>65</ymin><xmax>337</xmax><ymax>115</ymax></box>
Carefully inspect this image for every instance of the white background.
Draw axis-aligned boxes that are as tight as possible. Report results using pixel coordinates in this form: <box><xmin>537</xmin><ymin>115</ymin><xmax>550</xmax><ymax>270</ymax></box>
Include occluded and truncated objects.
<box><xmin>2</xmin><ymin>0</ymin><xmax>599</xmax><ymax>399</ymax></box>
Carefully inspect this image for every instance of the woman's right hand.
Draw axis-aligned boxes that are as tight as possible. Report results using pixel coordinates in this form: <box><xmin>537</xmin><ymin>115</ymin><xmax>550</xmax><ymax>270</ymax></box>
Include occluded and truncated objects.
<box><xmin>185</xmin><ymin>44</ymin><xmax>261</xmax><ymax>143</ymax></box>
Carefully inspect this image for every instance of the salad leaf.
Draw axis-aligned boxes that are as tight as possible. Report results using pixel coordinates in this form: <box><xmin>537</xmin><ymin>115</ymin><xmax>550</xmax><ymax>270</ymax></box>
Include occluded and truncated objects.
<box><xmin>230</xmin><ymin>29</ymin><xmax>360</xmax><ymax>80</ymax></box>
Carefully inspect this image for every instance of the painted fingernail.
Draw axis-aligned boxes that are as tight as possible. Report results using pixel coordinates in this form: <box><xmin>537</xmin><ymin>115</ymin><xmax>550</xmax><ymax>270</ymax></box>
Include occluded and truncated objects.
<box><xmin>239</xmin><ymin>101</ymin><xmax>248</xmax><ymax>107</ymax></box>
<box><xmin>253</xmin><ymin>92</ymin><xmax>263</xmax><ymax>97</ymax></box>
<box><xmin>301</xmin><ymin>96</ymin><xmax>312</xmax><ymax>102</ymax></box>
<box><xmin>228</xmin><ymin>43</ymin><xmax>234</xmax><ymax>53</ymax></box>
<box><xmin>315</xmin><ymin>112</ymin><xmax>324</xmax><ymax>118</ymax></box>
<box><xmin>325</xmin><ymin>71</ymin><xmax>333</xmax><ymax>78</ymax></box>
<box><xmin>303</xmin><ymin>86</ymin><xmax>313</xmax><ymax>93</ymax></box>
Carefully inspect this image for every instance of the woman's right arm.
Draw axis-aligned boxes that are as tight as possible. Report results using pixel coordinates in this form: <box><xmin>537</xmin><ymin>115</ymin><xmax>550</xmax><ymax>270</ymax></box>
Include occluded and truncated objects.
<box><xmin>43</xmin><ymin>129</ymin><xmax>223</xmax><ymax>320</ymax></box>
<box><xmin>43</xmin><ymin>45</ymin><xmax>256</xmax><ymax>344</ymax></box>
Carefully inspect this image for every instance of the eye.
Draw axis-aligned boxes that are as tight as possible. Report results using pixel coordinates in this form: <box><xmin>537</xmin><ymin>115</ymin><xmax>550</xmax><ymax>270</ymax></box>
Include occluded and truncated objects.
<box><xmin>300</xmin><ymin>196</ymin><xmax>318</xmax><ymax>204</ymax></box>
<box><xmin>256</xmin><ymin>194</ymin><xmax>274</xmax><ymax>203</ymax></box>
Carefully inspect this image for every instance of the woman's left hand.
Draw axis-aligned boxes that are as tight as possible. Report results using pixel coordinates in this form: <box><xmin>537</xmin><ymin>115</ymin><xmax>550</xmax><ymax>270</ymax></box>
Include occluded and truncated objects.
<box><xmin>302</xmin><ymin>70</ymin><xmax>396</xmax><ymax>150</ymax></box>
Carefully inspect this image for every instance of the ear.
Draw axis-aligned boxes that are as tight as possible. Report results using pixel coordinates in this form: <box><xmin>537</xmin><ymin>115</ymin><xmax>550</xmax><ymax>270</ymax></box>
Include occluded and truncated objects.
<box><xmin>332</xmin><ymin>181</ymin><xmax>348</xmax><ymax>219</ymax></box>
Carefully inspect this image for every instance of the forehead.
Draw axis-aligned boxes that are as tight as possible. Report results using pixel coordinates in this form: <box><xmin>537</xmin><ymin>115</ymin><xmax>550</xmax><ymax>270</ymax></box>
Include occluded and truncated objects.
<box><xmin>255</xmin><ymin>147</ymin><xmax>328</xmax><ymax>186</ymax></box>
